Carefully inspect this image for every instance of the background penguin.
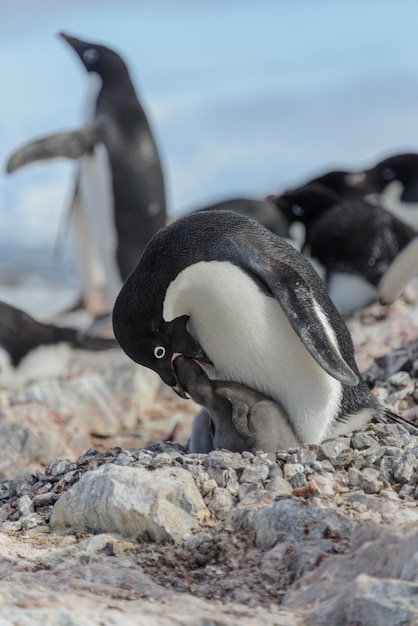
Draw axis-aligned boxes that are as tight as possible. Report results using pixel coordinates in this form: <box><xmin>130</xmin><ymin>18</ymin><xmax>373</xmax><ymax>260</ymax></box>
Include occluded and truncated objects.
<box><xmin>301</xmin><ymin>169</ymin><xmax>367</xmax><ymax>200</ymax></box>
<box><xmin>195</xmin><ymin>197</ymin><xmax>289</xmax><ymax>238</ymax></box>
<box><xmin>6</xmin><ymin>32</ymin><xmax>166</xmax><ymax>315</ymax></box>
<box><xmin>174</xmin><ymin>356</ymin><xmax>300</xmax><ymax>453</ymax></box>
<box><xmin>270</xmin><ymin>183</ymin><xmax>418</xmax><ymax>314</ymax></box>
<box><xmin>346</xmin><ymin>153</ymin><xmax>418</xmax><ymax>229</ymax></box>
<box><xmin>112</xmin><ymin>209</ymin><xmax>384</xmax><ymax>445</ymax></box>
<box><xmin>0</xmin><ymin>300</ymin><xmax>118</xmax><ymax>388</ymax></box>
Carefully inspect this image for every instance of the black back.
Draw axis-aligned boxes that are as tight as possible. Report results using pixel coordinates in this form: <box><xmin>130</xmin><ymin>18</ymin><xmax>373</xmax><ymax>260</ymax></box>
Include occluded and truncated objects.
<box><xmin>307</xmin><ymin>201</ymin><xmax>416</xmax><ymax>286</ymax></box>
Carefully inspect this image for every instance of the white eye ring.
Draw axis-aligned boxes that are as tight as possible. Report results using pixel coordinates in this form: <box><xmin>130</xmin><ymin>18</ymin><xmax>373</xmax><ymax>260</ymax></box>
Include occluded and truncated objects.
<box><xmin>291</xmin><ymin>204</ymin><xmax>304</xmax><ymax>217</ymax></box>
<box><xmin>154</xmin><ymin>346</ymin><xmax>166</xmax><ymax>359</ymax></box>
<box><xmin>82</xmin><ymin>48</ymin><xmax>100</xmax><ymax>64</ymax></box>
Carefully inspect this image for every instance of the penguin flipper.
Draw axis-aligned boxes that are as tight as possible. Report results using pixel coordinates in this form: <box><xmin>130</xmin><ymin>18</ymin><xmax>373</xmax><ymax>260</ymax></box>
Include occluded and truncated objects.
<box><xmin>253</xmin><ymin>260</ymin><xmax>359</xmax><ymax>386</ymax></box>
<box><xmin>6</xmin><ymin>121</ymin><xmax>102</xmax><ymax>173</ymax></box>
<box><xmin>378</xmin><ymin>236</ymin><xmax>418</xmax><ymax>305</ymax></box>
<box><xmin>215</xmin><ymin>388</ymin><xmax>252</xmax><ymax>438</ymax></box>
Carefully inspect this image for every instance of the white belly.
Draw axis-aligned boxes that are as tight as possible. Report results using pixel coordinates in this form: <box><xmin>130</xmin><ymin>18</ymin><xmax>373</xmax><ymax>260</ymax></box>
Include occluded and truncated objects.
<box><xmin>163</xmin><ymin>260</ymin><xmax>343</xmax><ymax>444</ymax></box>
<box><xmin>0</xmin><ymin>344</ymin><xmax>72</xmax><ymax>389</ymax></box>
<box><xmin>327</xmin><ymin>272</ymin><xmax>378</xmax><ymax>315</ymax></box>
<box><xmin>78</xmin><ymin>143</ymin><xmax>122</xmax><ymax>305</ymax></box>
<box><xmin>379</xmin><ymin>181</ymin><xmax>418</xmax><ymax>230</ymax></box>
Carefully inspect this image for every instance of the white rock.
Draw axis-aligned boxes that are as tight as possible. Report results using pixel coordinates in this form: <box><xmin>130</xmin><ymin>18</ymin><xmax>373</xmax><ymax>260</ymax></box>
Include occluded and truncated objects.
<box><xmin>50</xmin><ymin>464</ymin><xmax>209</xmax><ymax>542</ymax></box>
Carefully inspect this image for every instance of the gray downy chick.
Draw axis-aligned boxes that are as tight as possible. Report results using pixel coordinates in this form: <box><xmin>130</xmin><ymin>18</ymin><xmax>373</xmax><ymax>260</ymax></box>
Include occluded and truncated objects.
<box><xmin>174</xmin><ymin>356</ymin><xmax>300</xmax><ymax>453</ymax></box>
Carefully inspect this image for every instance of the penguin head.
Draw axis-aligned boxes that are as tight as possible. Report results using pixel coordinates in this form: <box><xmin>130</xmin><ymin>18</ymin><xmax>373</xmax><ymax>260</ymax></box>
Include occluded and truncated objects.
<box><xmin>269</xmin><ymin>183</ymin><xmax>342</xmax><ymax>227</ymax></box>
<box><xmin>59</xmin><ymin>32</ymin><xmax>130</xmax><ymax>85</ymax></box>
<box><xmin>112</xmin><ymin>297</ymin><xmax>213</xmax><ymax>399</ymax></box>
<box><xmin>306</xmin><ymin>170</ymin><xmax>367</xmax><ymax>199</ymax></box>
<box><xmin>346</xmin><ymin>153</ymin><xmax>418</xmax><ymax>197</ymax></box>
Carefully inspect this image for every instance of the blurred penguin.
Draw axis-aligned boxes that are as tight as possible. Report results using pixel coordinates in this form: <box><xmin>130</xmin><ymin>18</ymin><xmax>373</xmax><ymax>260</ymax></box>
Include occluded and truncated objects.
<box><xmin>0</xmin><ymin>300</ymin><xmax>118</xmax><ymax>388</ymax></box>
<box><xmin>270</xmin><ymin>183</ymin><xmax>418</xmax><ymax>314</ymax></box>
<box><xmin>346</xmin><ymin>153</ymin><xmax>418</xmax><ymax>230</ymax></box>
<box><xmin>6</xmin><ymin>33</ymin><xmax>166</xmax><ymax>316</ymax></box>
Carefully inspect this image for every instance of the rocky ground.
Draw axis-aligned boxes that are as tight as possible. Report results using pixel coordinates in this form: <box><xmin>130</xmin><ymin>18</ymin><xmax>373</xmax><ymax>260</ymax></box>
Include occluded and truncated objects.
<box><xmin>1</xmin><ymin>290</ymin><xmax>418</xmax><ymax>625</ymax></box>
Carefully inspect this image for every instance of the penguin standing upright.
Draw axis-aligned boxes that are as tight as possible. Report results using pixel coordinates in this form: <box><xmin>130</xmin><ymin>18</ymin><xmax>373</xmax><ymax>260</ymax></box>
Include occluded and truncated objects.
<box><xmin>270</xmin><ymin>183</ymin><xmax>417</xmax><ymax>314</ymax></box>
<box><xmin>112</xmin><ymin>209</ymin><xmax>384</xmax><ymax>445</ymax></box>
<box><xmin>6</xmin><ymin>33</ymin><xmax>166</xmax><ymax>314</ymax></box>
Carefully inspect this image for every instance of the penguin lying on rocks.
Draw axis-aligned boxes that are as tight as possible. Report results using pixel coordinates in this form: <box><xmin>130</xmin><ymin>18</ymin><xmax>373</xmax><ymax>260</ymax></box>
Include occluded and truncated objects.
<box><xmin>6</xmin><ymin>32</ymin><xmax>166</xmax><ymax>315</ymax></box>
<box><xmin>113</xmin><ymin>209</ymin><xmax>385</xmax><ymax>445</ymax></box>
<box><xmin>270</xmin><ymin>184</ymin><xmax>418</xmax><ymax>314</ymax></box>
<box><xmin>0</xmin><ymin>300</ymin><xmax>118</xmax><ymax>388</ymax></box>
<box><xmin>174</xmin><ymin>356</ymin><xmax>299</xmax><ymax>453</ymax></box>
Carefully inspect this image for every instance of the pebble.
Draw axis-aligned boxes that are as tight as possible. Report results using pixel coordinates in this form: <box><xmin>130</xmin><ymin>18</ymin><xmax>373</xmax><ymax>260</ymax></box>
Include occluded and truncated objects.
<box><xmin>1</xmin><ymin>420</ymin><xmax>418</xmax><ymax>541</ymax></box>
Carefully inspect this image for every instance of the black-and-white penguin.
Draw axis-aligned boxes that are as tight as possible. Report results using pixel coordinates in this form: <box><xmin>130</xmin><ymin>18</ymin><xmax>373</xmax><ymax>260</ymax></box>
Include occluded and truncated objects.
<box><xmin>6</xmin><ymin>32</ymin><xmax>166</xmax><ymax>314</ymax></box>
<box><xmin>174</xmin><ymin>356</ymin><xmax>300</xmax><ymax>453</ymax></box>
<box><xmin>112</xmin><ymin>209</ymin><xmax>384</xmax><ymax>445</ymax></box>
<box><xmin>271</xmin><ymin>184</ymin><xmax>417</xmax><ymax>314</ymax></box>
<box><xmin>346</xmin><ymin>153</ymin><xmax>418</xmax><ymax>229</ymax></box>
<box><xmin>195</xmin><ymin>197</ymin><xmax>289</xmax><ymax>238</ymax></box>
<box><xmin>0</xmin><ymin>300</ymin><xmax>118</xmax><ymax>388</ymax></box>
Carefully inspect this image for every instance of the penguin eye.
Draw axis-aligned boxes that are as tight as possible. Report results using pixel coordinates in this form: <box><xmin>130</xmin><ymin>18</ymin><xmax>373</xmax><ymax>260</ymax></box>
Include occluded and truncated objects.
<box><xmin>154</xmin><ymin>346</ymin><xmax>166</xmax><ymax>359</ymax></box>
<box><xmin>82</xmin><ymin>48</ymin><xmax>100</xmax><ymax>65</ymax></box>
<box><xmin>291</xmin><ymin>204</ymin><xmax>304</xmax><ymax>217</ymax></box>
<box><xmin>381</xmin><ymin>167</ymin><xmax>396</xmax><ymax>181</ymax></box>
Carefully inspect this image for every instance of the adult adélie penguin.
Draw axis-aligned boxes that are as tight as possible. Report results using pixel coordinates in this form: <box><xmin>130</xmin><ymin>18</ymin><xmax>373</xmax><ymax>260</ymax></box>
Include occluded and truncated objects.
<box><xmin>6</xmin><ymin>33</ymin><xmax>166</xmax><ymax>314</ymax></box>
<box><xmin>113</xmin><ymin>209</ymin><xmax>384</xmax><ymax>445</ymax></box>
<box><xmin>270</xmin><ymin>183</ymin><xmax>418</xmax><ymax>314</ymax></box>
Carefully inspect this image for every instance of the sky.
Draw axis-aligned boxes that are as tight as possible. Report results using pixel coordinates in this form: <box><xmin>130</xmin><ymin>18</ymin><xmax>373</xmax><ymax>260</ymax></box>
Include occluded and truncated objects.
<box><xmin>1</xmin><ymin>0</ymin><xmax>418</xmax><ymax>297</ymax></box>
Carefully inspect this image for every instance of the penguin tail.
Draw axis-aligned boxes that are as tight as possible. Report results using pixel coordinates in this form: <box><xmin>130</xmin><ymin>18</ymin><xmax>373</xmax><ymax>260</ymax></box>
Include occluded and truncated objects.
<box><xmin>378</xmin><ymin>408</ymin><xmax>418</xmax><ymax>431</ymax></box>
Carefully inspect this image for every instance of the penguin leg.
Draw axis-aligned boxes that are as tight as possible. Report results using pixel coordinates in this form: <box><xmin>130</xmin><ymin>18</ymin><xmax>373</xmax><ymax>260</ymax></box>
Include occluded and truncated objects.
<box><xmin>6</xmin><ymin>121</ymin><xmax>102</xmax><ymax>173</ymax></box>
<box><xmin>189</xmin><ymin>408</ymin><xmax>215</xmax><ymax>454</ymax></box>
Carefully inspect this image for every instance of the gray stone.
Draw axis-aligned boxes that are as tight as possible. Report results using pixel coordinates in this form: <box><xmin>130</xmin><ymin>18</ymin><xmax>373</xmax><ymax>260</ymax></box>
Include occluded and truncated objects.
<box><xmin>234</xmin><ymin>499</ymin><xmax>357</xmax><ymax>549</ymax></box>
<box><xmin>265</xmin><ymin>475</ymin><xmax>293</xmax><ymax>497</ymax></box>
<box><xmin>17</xmin><ymin>495</ymin><xmax>34</xmax><ymax>516</ymax></box>
<box><xmin>207</xmin><ymin>487</ymin><xmax>235</xmax><ymax>519</ymax></box>
<box><xmin>392</xmin><ymin>451</ymin><xmax>417</xmax><ymax>484</ymax></box>
<box><xmin>351</xmin><ymin>432</ymin><xmax>378</xmax><ymax>450</ymax></box>
<box><xmin>360</xmin><ymin>468</ymin><xmax>384</xmax><ymax>494</ymax></box>
<box><xmin>375</xmin><ymin>424</ymin><xmax>411</xmax><ymax>447</ymax></box>
<box><xmin>347</xmin><ymin>467</ymin><xmax>362</xmax><ymax>488</ymax></box>
<box><xmin>318</xmin><ymin>438</ymin><xmax>350</xmax><ymax>461</ymax></box>
<box><xmin>50</xmin><ymin>464</ymin><xmax>209</xmax><ymax>542</ymax></box>
<box><xmin>240</xmin><ymin>463</ymin><xmax>269</xmax><ymax>484</ymax></box>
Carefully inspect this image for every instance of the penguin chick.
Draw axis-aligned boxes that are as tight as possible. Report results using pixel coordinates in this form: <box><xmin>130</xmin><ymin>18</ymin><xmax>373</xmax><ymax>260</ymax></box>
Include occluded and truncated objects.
<box><xmin>113</xmin><ymin>209</ymin><xmax>383</xmax><ymax>445</ymax></box>
<box><xmin>271</xmin><ymin>184</ymin><xmax>417</xmax><ymax>314</ymax></box>
<box><xmin>6</xmin><ymin>32</ymin><xmax>166</xmax><ymax>314</ymax></box>
<box><xmin>0</xmin><ymin>300</ymin><xmax>118</xmax><ymax>388</ymax></box>
<box><xmin>174</xmin><ymin>356</ymin><xmax>300</xmax><ymax>454</ymax></box>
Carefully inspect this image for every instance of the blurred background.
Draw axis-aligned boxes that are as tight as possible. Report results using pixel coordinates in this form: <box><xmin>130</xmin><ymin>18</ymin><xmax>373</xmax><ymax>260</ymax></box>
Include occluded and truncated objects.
<box><xmin>2</xmin><ymin>0</ymin><xmax>418</xmax><ymax>315</ymax></box>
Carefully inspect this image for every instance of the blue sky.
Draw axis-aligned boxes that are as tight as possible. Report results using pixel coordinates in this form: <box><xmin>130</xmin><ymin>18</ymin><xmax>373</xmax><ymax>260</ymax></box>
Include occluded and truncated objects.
<box><xmin>2</xmin><ymin>0</ymin><xmax>418</xmax><ymax>253</ymax></box>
